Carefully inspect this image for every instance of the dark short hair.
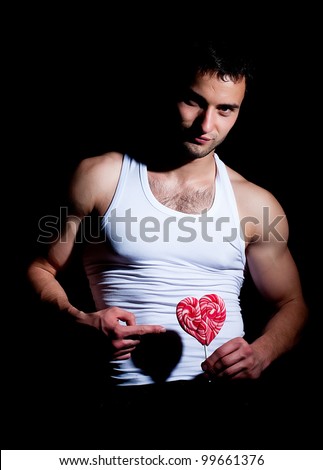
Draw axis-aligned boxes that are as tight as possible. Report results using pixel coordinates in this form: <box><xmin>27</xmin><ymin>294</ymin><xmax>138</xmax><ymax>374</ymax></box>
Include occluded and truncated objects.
<box><xmin>172</xmin><ymin>36</ymin><xmax>254</xmax><ymax>90</ymax></box>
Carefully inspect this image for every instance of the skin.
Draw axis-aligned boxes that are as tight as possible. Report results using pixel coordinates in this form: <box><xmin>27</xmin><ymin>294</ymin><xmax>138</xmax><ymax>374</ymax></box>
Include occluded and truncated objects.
<box><xmin>27</xmin><ymin>72</ymin><xmax>308</xmax><ymax>379</ymax></box>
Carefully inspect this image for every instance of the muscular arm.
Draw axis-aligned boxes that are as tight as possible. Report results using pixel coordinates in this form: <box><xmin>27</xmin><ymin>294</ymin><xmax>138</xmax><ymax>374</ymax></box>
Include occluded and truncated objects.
<box><xmin>202</xmin><ymin>179</ymin><xmax>309</xmax><ymax>379</ymax></box>
<box><xmin>27</xmin><ymin>153</ymin><xmax>166</xmax><ymax>358</ymax></box>
<box><xmin>246</xmin><ymin>213</ymin><xmax>308</xmax><ymax>370</ymax></box>
<box><xmin>27</xmin><ymin>154</ymin><xmax>117</xmax><ymax>325</ymax></box>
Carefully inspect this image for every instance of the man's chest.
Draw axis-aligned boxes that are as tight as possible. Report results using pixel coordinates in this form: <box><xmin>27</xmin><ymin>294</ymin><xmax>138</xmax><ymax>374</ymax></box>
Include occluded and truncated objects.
<box><xmin>147</xmin><ymin>174</ymin><xmax>215</xmax><ymax>214</ymax></box>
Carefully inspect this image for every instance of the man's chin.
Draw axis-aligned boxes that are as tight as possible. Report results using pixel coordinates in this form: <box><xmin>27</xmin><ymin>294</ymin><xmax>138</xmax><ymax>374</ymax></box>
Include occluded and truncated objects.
<box><xmin>182</xmin><ymin>143</ymin><xmax>214</xmax><ymax>160</ymax></box>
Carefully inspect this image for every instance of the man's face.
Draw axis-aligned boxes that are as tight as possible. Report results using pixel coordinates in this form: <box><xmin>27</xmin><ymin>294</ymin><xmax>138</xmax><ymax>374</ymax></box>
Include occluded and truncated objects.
<box><xmin>176</xmin><ymin>72</ymin><xmax>246</xmax><ymax>159</ymax></box>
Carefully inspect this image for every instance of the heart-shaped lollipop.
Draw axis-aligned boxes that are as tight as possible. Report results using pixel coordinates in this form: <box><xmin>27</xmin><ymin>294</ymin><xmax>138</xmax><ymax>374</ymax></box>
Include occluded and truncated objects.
<box><xmin>176</xmin><ymin>294</ymin><xmax>226</xmax><ymax>346</ymax></box>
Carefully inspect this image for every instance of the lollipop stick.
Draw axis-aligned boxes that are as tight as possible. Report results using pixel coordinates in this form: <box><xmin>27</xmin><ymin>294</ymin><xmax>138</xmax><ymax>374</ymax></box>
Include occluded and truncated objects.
<box><xmin>204</xmin><ymin>344</ymin><xmax>211</xmax><ymax>383</ymax></box>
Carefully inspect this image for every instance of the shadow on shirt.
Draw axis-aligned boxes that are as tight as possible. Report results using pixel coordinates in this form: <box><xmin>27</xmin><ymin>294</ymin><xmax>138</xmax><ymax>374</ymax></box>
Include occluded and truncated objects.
<box><xmin>132</xmin><ymin>330</ymin><xmax>183</xmax><ymax>383</ymax></box>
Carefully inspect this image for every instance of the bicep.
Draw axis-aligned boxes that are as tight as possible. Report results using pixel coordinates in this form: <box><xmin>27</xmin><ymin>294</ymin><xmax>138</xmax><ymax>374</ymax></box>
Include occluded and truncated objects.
<box><xmin>45</xmin><ymin>158</ymin><xmax>99</xmax><ymax>270</ymax></box>
<box><xmin>241</xmin><ymin>184</ymin><xmax>303</xmax><ymax>306</ymax></box>
<box><xmin>246</xmin><ymin>240</ymin><xmax>303</xmax><ymax>307</ymax></box>
<box><xmin>46</xmin><ymin>213</ymin><xmax>83</xmax><ymax>271</ymax></box>
<box><xmin>36</xmin><ymin>153</ymin><xmax>122</xmax><ymax>273</ymax></box>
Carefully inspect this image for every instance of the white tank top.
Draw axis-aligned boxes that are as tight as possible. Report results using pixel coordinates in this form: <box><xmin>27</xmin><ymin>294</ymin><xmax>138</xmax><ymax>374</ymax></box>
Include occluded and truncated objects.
<box><xmin>83</xmin><ymin>153</ymin><xmax>246</xmax><ymax>385</ymax></box>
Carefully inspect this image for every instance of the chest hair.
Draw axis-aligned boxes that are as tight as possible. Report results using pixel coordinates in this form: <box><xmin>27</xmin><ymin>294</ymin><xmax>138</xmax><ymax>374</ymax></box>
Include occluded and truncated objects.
<box><xmin>148</xmin><ymin>175</ymin><xmax>215</xmax><ymax>214</ymax></box>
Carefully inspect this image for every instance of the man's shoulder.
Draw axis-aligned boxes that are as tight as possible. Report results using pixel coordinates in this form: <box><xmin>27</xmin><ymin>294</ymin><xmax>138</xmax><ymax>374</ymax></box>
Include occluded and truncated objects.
<box><xmin>72</xmin><ymin>151</ymin><xmax>124</xmax><ymax>185</ymax></box>
<box><xmin>226</xmin><ymin>165</ymin><xmax>276</xmax><ymax>201</ymax></box>
<box><xmin>225</xmin><ymin>164</ymin><xmax>285</xmax><ymax>217</ymax></box>
<box><xmin>79</xmin><ymin>151</ymin><xmax>124</xmax><ymax>170</ymax></box>
<box><xmin>74</xmin><ymin>151</ymin><xmax>125</xmax><ymax>184</ymax></box>
<box><xmin>70</xmin><ymin>152</ymin><xmax>126</xmax><ymax>215</ymax></box>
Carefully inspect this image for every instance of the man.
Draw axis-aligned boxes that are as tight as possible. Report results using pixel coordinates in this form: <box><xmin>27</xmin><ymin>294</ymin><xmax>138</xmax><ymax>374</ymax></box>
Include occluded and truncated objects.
<box><xmin>27</xmin><ymin>37</ymin><xmax>308</xmax><ymax>448</ymax></box>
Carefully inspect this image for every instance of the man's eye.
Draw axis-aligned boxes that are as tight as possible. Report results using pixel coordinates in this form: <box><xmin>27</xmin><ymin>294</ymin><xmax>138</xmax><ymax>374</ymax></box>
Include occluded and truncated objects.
<box><xmin>219</xmin><ymin>106</ymin><xmax>231</xmax><ymax>113</ymax></box>
<box><xmin>218</xmin><ymin>106</ymin><xmax>235</xmax><ymax>116</ymax></box>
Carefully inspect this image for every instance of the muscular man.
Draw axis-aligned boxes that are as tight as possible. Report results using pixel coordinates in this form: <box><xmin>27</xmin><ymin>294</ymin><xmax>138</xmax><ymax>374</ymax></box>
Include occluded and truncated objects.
<box><xmin>27</xmin><ymin>37</ymin><xmax>308</xmax><ymax>448</ymax></box>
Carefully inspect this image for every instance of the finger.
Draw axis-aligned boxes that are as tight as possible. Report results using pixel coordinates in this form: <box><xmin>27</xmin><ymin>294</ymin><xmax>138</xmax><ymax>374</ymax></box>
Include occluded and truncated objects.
<box><xmin>121</xmin><ymin>337</ymin><xmax>141</xmax><ymax>347</ymax></box>
<box><xmin>214</xmin><ymin>337</ymin><xmax>245</xmax><ymax>357</ymax></box>
<box><xmin>136</xmin><ymin>324</ymin><xmax>167</xmax><ymax>335</ymax></box>
<box><xmin>112</xmin><ymin>338</ymin><xmax>140</xmax><ymax>351</ymax></box>
<box><xmin>113</xmin><ymin>351</ymin><xmax>134</xmax><ymax>360</ymax></box>
<box><xmin>201</xmin><ymin>338</ymin><xmax>244</xmax><ymax>370</ymax></box>
<box><xmin>201</xmin><ymin>355</ymin><xmax>226</xmax><ymax>375</ymax></box>
<box><xmin>201</xmin><ymin>362</ymin><xmax>222</xmax><ymax>378</ymax></box>
<box><xmin>121</xmin><ymin>324</ymin><xmax>166</xmax><ymax>338</ymax></box>
<box><xmin>127</xmin><ymin>334</ymin><xmax>141</xmax><ymax>341</ymax></box>
<box><xmin>115</xmin><ymin>310</ymin><xmax>137</xmax><ymax>326</ymax></box>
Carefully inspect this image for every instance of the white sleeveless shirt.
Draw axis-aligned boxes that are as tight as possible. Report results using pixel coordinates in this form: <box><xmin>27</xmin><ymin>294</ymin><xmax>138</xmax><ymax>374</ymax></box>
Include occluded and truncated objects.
<box><xmin>83</xmin><ymin>153</ymin><xmax>246</xmax><ymax>385</ymax></box>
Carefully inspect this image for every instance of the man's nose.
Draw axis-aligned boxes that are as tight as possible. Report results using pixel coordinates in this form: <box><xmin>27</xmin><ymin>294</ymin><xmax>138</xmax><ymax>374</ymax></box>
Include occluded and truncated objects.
<box><xmin>199</xmin><ymin>106</ymin><xmax>216</xmax><ymax>134</ymax></box>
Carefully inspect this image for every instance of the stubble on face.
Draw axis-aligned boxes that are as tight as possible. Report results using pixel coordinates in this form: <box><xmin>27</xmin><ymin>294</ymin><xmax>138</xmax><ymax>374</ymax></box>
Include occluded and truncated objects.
<box><xmin>178</xmin><ymin>124</ymin><xmax>231</xmax><ymax>161</ymax></box>
<box><xmin>181</xmin><ymin>139</ymin><xmax>218</xmax><ymax>160</ymax></box>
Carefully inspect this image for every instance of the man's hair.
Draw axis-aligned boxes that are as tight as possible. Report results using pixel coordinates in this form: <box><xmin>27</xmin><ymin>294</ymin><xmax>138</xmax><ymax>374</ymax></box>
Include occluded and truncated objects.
<box><xmin>172</xmin><ymin>36</ymin><xmax>254</xmax><ymax>90</ymax></box>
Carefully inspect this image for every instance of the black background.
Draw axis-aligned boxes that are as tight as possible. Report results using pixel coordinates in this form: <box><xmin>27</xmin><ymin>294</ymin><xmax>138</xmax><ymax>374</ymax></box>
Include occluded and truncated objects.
<box><xmin>6</xmin><ymin>11</ymin><xmax>322</xmax><ymax>450</ymax></box>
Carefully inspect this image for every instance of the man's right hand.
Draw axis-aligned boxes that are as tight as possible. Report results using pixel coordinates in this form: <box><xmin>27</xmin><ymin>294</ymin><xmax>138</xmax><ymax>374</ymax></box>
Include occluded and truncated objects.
<box><xmin>90</xmin><ymin>306</ymin><xmax>166</xmax><ymax>360</ymax></box>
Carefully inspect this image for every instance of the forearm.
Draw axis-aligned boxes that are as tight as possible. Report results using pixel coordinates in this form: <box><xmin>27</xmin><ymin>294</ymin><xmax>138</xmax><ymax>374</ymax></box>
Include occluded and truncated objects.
<box><xmin>251</xmin><ymin>297</ymin><xmax>309</xmax><ymax>370</ymax></box>
<box><xmin>27</xmin><ymin>261</ymin><xmax>99</xmax><ymax>329</ymax></box>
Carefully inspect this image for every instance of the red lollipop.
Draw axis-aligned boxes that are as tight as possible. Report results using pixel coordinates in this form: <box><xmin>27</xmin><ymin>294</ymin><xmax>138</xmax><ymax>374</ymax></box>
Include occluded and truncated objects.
<box><xmin>176</xmin><ymin>294</ymin><xmax>226</xmax><ymax>356</ymax></box>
